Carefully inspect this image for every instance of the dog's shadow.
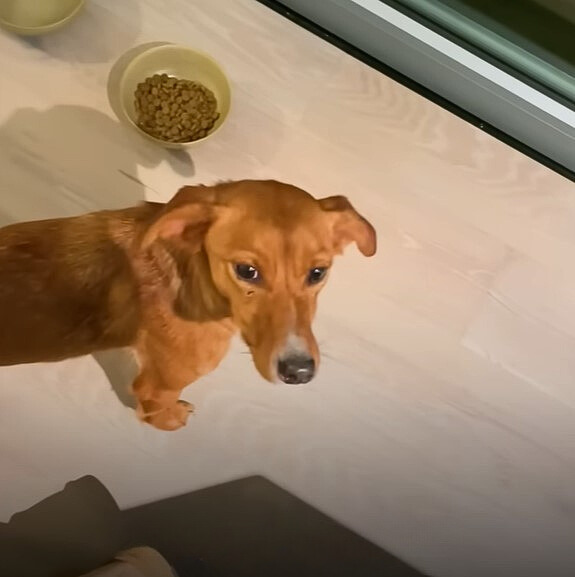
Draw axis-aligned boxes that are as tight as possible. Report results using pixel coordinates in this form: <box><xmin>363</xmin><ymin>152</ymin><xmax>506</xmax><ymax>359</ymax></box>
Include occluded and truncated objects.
<box><xmin>92</xmin><ymin>349</ymin><xmax>139</xmax><ymax>409</ymax></box>
<box><xmin>0</xmin><ymin>104</ymin><xmax>194</xmax><ymax>224</ymax></box>
<box><xmin>0</xmin><ymin>104</ymin><xmax>195</xmax><ymax>407</ymax></box>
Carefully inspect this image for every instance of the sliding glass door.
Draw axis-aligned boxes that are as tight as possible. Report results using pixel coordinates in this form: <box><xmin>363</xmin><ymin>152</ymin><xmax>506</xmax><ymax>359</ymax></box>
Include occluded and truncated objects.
<box><xmin>394</xmin><ymin>0</ymin><xmax>575</xmax><ymax>106</ymax></box>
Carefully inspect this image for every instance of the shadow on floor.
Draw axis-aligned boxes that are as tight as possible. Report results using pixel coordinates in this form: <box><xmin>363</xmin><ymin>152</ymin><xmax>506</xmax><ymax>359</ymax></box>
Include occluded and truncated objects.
<box><xmin>0</xmin><ymin>104</ymin><xmax>195</xmax><ymax>406</ymax></box>
<box><xmin>0</xmin><ymin>104</ymin><xmax>194</xmax><ymax>223</ymax></box>
<box><xmin>21</xmin><ymin>0</ymin><xmax>142</xmax><ymax>65</ymax></box>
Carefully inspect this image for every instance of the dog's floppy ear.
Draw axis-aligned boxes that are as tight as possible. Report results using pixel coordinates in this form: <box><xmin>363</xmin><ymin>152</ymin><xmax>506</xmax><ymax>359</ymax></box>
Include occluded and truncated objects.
<box><xmin>319</xmin><ymin>196</ymin><xmax>376</xmax><ymax>257</ymax></box>
<box><xmin>142</xmin><ymin>186</ymin><xmax>219</xmax><ymax>252</ymax></box>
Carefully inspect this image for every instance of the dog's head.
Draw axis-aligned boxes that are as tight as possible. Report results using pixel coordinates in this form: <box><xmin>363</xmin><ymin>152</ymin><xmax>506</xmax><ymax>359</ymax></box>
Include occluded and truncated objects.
<box><xmin>143</xmin><ymin>180</ymin><xmax>376</xmax><ymax>384</ymax></box>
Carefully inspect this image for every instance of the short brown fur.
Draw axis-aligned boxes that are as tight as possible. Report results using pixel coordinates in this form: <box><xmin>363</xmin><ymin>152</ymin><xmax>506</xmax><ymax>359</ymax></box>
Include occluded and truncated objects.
<box><xmin>0</xmin><ymin>180</ymin><xmax>376</xmax><ymax>430</ymax></box>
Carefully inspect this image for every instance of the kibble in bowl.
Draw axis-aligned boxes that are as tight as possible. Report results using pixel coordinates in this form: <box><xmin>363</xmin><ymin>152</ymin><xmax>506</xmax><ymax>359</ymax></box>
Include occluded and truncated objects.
<box><xmin>116</xmin><ymin>43</ymin><xmax>231</xmax><ymax>148</ymax></box>
<box><xmin>135</xmin><ymin>74</ymin><xmax>220</xmax><ymax>143</ymax></box>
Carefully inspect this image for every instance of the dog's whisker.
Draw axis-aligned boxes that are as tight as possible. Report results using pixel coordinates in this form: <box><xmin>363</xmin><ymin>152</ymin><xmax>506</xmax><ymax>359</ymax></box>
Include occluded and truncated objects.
<box><xmin>321</xmin><ymin>351</ymin><xmax>338</xmax><ymax>361</ymax></box>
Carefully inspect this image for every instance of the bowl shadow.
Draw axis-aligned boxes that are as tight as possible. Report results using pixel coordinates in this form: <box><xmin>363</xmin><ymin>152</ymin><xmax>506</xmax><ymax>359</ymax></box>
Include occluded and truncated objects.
<box><xmin>22</xmin><ymin>0</ymin><xmax>142</xmax><ymax>64</ymax></box>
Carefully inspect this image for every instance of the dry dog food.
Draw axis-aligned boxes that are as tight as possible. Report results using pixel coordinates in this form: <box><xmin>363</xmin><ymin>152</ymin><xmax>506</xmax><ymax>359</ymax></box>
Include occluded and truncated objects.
<box><xmin>134</xmin><ymin>74</ymin><xmax>219</xmax><ymax>143</ymax></box>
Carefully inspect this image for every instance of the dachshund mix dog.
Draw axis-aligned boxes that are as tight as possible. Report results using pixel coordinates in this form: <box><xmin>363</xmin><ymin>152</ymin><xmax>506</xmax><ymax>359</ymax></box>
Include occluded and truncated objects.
<box><xmin>0</xmin><ymin>180</ymin><xmax>376</xmax><ymax>430</ymax></box>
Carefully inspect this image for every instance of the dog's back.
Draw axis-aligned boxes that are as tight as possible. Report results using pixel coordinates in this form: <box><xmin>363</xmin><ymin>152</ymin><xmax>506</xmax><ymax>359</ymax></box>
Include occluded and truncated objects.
<box><xmin>0</xmin><ymin>209</ymin><xmax>146</xmax><ymax>365</ymax></box>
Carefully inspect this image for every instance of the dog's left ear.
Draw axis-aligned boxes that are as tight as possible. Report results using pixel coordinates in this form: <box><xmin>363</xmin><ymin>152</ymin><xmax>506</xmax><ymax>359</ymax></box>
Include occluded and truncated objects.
<box><xmin>142</xmin><ymin>186</ymin><xmax>220</xmax><ymax>252</ymax></box>
<box><xmin>319</xmin><ymin>196</ymin><xmax>376</xmax><ymax>257</ymax></box>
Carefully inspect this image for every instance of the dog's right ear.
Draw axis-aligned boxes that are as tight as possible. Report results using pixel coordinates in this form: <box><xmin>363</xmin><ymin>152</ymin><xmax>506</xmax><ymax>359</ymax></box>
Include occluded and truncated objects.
<box><xmin>141</xmin><ymin>186</ymin><xmax>219</xmax><ymax>252</ymax></box>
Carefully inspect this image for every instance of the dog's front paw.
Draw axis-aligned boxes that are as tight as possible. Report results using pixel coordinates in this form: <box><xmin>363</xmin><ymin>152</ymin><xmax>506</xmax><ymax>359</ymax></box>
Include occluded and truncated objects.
<box><xmin>138</xmin><ymin>399</ymin><xmax>195</xmax><ymax>431</ymax></box>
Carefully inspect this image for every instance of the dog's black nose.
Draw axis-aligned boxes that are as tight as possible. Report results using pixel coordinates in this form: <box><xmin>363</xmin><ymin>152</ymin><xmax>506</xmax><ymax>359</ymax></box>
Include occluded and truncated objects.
<box><xmin>277</xmin><ymin>356</ymin><xmax>315</xmax><ymax>385</ymax></box>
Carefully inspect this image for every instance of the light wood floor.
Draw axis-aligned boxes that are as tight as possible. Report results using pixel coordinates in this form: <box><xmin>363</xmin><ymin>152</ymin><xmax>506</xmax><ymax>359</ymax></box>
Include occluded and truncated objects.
<box><xmin>1</xmin><ymin>1</ymin><xmax>574</xmax><ymax>576</ymax></box>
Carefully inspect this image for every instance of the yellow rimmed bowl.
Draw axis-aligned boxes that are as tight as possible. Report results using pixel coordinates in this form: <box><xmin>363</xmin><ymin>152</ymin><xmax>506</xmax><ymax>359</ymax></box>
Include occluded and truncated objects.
<box><xmin>0</xmin><ymin>0</ymin><xmax>85</xmax><ymax>36</ymax></box>
<box><xmin>112</xmin><ymin>43</ymin><xmax>231</xmax><ymax>149</ymax></box>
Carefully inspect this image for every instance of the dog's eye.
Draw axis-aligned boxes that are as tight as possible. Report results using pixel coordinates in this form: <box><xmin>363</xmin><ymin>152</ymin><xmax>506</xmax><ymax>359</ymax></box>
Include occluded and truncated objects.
<box><xmin>234</xmin><ymin>263</ymin><xmax>260</xmax><ymax>283</ymax></box>
<box><xmin>307</xmin><ymin>267</ymin><xmax>328</xmax><ymax>285</ymax></box>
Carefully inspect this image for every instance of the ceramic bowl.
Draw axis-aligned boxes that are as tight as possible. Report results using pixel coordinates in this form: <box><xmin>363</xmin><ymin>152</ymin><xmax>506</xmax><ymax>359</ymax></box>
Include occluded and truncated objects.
<box><xmin>0</xmin><ymin>0</ymin><xmax>84</xmax><ymax>36</ymax></box>
<box><xmin>113</xmin><ymin>43</ymin><xmax>231</xmax><ymax>149</ymax></box>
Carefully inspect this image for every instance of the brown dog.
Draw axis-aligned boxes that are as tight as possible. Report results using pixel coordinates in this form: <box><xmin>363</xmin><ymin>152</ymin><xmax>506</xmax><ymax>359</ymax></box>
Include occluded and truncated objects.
<box><xmin>0</xmin><ymin>180</ymin><xmax>376</xmax><ymax>430</ymax></box>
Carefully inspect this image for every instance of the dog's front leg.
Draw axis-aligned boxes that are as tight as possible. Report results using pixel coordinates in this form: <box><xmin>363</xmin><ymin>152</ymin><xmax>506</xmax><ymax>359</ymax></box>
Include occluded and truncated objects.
<box><xmin>131</xmin><ymin>318</ymin><xmax>235</xmax><ymax>430</ymax></box>
<box><xmin>132</xmin><ymin>366</ymin><xmax>195</xmax><ymax>431</ymax></box>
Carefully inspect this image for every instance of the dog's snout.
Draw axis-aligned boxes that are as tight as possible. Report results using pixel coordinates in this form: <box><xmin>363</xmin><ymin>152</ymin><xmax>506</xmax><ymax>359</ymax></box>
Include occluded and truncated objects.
<box><xmin>277</xmin><ymin>355</ymin><xmax>315</xmax><ymax>385</ymax></box>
